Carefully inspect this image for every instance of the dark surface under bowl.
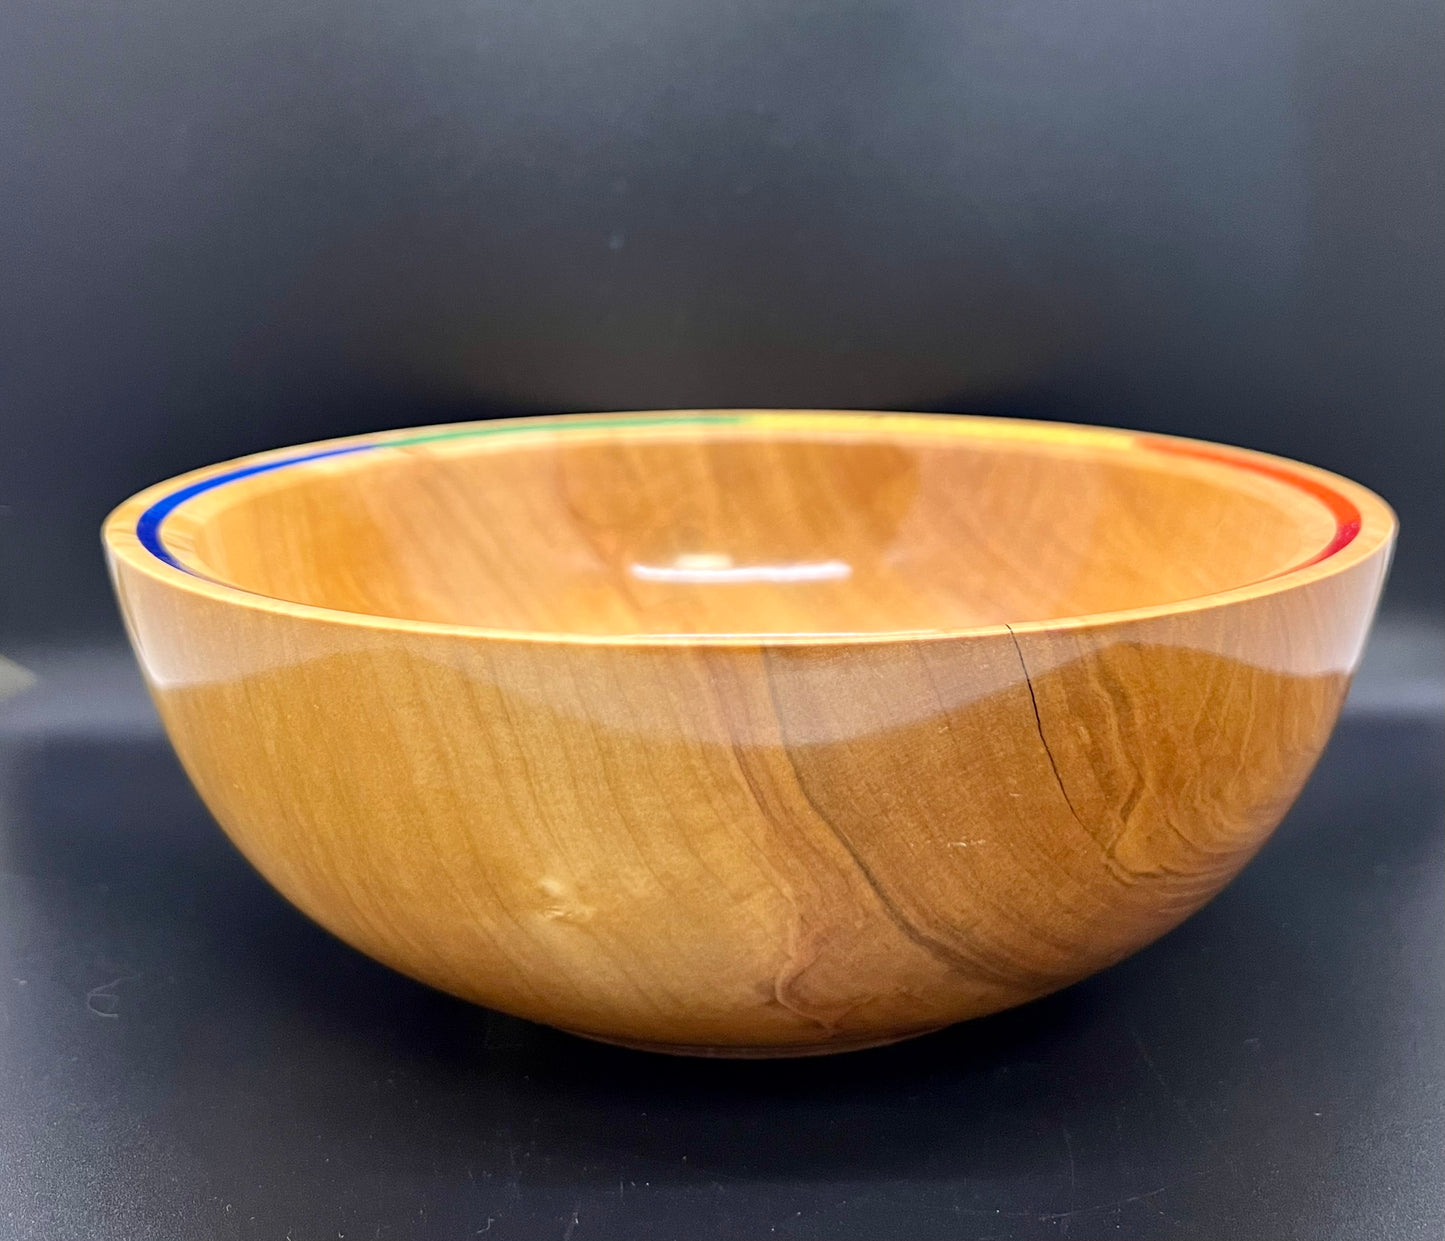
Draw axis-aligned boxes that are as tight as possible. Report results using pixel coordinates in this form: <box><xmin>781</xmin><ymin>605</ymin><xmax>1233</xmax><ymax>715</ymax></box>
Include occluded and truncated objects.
<box><xmin>0</xmin><ymin>628</ymin><xmax>1441</xmax><ymax>1241</ymax></box>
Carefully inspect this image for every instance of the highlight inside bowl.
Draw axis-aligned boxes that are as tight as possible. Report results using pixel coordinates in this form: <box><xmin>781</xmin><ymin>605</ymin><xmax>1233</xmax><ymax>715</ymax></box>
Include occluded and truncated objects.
<box><xmin>144</xmin><ymin>415</ymin><xmax>1359</xmax><ymax>638</ymax></box>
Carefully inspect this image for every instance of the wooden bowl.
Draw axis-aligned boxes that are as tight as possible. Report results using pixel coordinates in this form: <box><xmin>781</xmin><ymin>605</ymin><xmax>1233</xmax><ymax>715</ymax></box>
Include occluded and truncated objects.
<box><xmin>104</xmin><ymin>412</ymin><xmax>1395</xmax><ymax>1056</ymax></box>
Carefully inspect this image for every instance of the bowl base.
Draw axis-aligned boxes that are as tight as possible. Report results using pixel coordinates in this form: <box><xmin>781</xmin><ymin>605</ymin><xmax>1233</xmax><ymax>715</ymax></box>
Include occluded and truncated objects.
<box><xmin>559</xmin><ymin>1026</ymin><xmax>948</xmax><ymax>1058</ymax></box>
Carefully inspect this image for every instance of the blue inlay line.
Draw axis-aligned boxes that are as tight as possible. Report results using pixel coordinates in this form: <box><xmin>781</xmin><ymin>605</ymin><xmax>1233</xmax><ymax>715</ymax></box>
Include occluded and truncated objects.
<box><xmin>132</xmin><ymin>414</ymin><xmax>753</xmax><ymax>573</ymax></box>
<box><xmin>135</xmin><ymin>443</ymin><xmax>373</xmax><ymax>569</ymax></box>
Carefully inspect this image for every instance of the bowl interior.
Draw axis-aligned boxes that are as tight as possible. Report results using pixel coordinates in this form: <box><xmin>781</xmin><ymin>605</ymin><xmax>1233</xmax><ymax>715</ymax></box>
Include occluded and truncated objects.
<box><xmin>170</xmin><ymin>419</ymin><xmax>1346</xmax><ymax>636</ymax></box>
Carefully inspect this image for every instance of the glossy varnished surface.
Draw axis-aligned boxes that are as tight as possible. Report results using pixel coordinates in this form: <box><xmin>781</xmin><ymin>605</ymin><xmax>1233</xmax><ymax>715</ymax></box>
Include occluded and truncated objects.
<box><xmin>166</xmin><ymin>418</ymin><xmax>1339</xmax><ymax>635</ymax></box>
<box><xmin>103</xmin><ymin>412</ymin><xmax>1396</xmax><ymax>1054</ymax></box>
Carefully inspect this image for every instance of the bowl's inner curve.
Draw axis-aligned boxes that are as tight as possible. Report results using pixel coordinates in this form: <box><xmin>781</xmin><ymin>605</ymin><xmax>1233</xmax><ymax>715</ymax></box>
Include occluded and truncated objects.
<box><xmin>179</xmin><ymin>431</ymin><xmax>1339</xmax><ymax>635</ymax></box>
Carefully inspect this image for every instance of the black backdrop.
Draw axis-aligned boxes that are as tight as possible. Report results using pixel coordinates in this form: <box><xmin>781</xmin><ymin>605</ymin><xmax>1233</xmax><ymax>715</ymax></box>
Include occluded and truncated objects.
<box><xmin>3</xmin><ymin>0</ymin><xmax>1441</xmax><ymax>644</ymax></box>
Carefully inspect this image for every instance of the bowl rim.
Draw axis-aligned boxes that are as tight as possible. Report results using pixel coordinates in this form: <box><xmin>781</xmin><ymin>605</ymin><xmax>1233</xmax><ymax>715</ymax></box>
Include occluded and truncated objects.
<box><xmin>102</xmin><ymin>409</ymin><xmax>1398</xmax><ymax>647</ymax></box>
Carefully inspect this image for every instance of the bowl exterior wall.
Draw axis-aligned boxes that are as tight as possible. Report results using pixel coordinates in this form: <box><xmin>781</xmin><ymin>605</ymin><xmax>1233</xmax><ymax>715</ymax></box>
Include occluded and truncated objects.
<box><xmin>108</xmin><ymin>547</ymin><xmax>1389</xmax><ymax>1053</ymax></box>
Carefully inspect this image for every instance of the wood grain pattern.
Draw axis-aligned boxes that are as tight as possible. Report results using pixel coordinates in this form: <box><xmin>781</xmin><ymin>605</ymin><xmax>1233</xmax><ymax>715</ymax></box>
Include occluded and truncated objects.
<box><xmin>103</xmin><ymin>412</ymin><xmax>1395</xmax><ymax>1055</ymax></box>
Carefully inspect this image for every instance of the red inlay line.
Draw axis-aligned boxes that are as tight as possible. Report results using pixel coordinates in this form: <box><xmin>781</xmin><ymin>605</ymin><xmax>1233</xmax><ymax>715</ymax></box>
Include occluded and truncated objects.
<box><xmin>1139</xmin><ymin>437</ymin><xmax>1362</xmax><ymax>578</ymax></box>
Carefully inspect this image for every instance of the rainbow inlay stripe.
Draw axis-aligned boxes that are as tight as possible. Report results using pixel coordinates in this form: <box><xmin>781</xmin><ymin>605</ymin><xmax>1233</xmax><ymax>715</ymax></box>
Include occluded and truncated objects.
<box><xmin>135</xmin><ymin>413</ymin><xmax>1362</xmax><ymax>584</ymax></box>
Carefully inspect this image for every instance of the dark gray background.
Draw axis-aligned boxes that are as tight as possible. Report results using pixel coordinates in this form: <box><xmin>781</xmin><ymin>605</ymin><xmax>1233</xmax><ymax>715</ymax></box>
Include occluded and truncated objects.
<box><xmin>2</xmin><ymin>1</ymin><xmax>1442</xmax><ymax>1238</ymax></box>
<box><xmin>1</xmin><ymin>0</ymin><xmax>1442</xmax><ymax>644</ymax></box>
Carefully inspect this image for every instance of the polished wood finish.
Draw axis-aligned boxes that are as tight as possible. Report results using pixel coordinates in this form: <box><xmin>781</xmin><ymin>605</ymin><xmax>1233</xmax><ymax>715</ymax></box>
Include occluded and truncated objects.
<box><xmin>104</xmin><ymin>412</ymin><xmax>1395</xmax><ymax>1055</ymax></box>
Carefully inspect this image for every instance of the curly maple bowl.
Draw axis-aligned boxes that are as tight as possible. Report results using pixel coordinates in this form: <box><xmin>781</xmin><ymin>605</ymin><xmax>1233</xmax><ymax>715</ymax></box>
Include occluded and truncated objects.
<box><xmin>104</xmin><ymin>411</ymin><xmax>1395</xmax><ymax>1056</ymax></box>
